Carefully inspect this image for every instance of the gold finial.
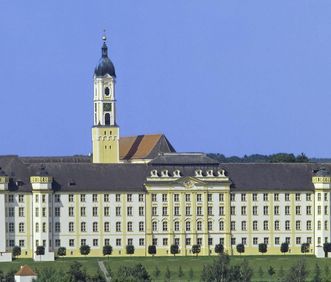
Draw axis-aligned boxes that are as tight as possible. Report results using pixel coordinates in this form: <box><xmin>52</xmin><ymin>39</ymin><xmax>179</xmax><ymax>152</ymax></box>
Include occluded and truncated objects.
<box><xmin>102</xmin><ymin>29</ymin><xmax>107</xmax><ymax>42</ymax></box>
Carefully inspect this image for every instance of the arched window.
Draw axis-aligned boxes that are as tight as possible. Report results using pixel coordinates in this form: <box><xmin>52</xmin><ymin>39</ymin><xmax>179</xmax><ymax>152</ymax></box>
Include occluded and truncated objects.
<box><xmin>105</xmin><ymin>113</ymin><xmax>110</xmax><ymax>125</ymax></box>
<box><xmin>105</xmin><ymin>87</ymin><xmax>110</xmax><ymax>96</ymax></box>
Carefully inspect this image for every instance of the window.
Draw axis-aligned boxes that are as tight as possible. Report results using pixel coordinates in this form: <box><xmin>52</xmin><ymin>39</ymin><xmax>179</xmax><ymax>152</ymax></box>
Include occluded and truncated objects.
<box><xmin>116</xmin><ymin>194</ymin><xmax>121</xmax><ymax>202</ymax></box>
<box><xmin>163</xmin><ymin>207</ymin><xmax>168</xmax><ymax>216</ymax></box>
<box><xmin>93</xmin><ymin>194</ymin><xmax>98</xmax><ymax>202</ymax></box>
<box><xmin>207</xmin><ymin>193</ymin><xmax>212</xmax><ymax>202</ymax></box>
<box><xmin>152</xmin><ymin>238</ymin><xmax>157</xmax><ymax>246</ymax></box>
<box><xmin>318</xmin><ymin>220</ymin><xmax>321</xmax><ymax>230</ymax></box>
<box><xmin>19</xmin><ymin>207</ymin><xmax>24</xmax><ymax>217</ymax></box>
<box><xmin>139</xmin><ymin>194</ymin><xmax>144</xmax><ymax>202</ymax></box>
<box><xmin>139</xmin><ymin>206</ymin><xmax>144</xmax><ymax>216</ymax></box>
<box><xmin>318</xmin><ymin>193</ymin><xmax>321</xmax><ymax>201</ymax></box>
<box><xmin>208</xmin><ymin>206</ymin><xmax>213</xmax><ymax>216</ymax></box>
<box><xmin>18</xmin><ymin>194</ymin><xmax>24</xmax><ymax>203</ymax></box>
<box><xmin>318</xmin><ymin>206</ymin><xmax>321</xmax><ymax>215</ymax></box>
<box><xmin>242</xmin><ymin>238</ymin><xmax>247</xmax><ymax>245</ymax></box>
<box><xmin>231</xmin><ymin>238</ymin><xmax>235</xmax><ymax>245</ymax></box>
<box><xmin>81</xmin><ymin>222</ymin><xmax>86</xmax><ymax>232</ymax></box>
<box><xmin>296</xmin><ymin>237</ymin><xmax>301</xmax><ymax>245</ymax></box>
<box><xmin>93</xmin><ymin>207</ymin><xmax>98</xmax><ymax>216</ymax></box>
<box><xmin>152</xmin><ymin>207</ymin><xmax>157</xmax><ymax>216</ymax></box>
<box><xmin>81</xmin><ymin>239</ymin><xmax>86</xmax><ymax>246</ymax></box>
<box><xmin>325</xmin><ymin>206</ymin><xmax>329</xmax><ymax>215</ymax></box>
<box><xmin>285</xmin><ymin>220</ymin><xmax>290</xmax><ymax>230</ymax></box>
<box><xmin>252</xmin><ymin>206</ymin><xmax>258</xmax><ymax>216</ymax></box>
<box><xmin>42</xmin><ymin>207</ymin><xmax>46</xmax><ymax>217</ymax></box>
<box><xmin>230</xmin><ymin>206</ymin><xmax>235</xmax><ymax>215</ymax></box>
<box><xmin>174</xmin><ymin>221</ymin><xmax>180</xmax><ymax>231</ymax></box>
<box><xmin>263</xmin><ymin>221</ymin><xmax>268</xmax><ymax>231</ymax></box>
<box><xmin>80</xmin><ymin>207</ymin><xmax>85</xmax><ymax>217</ymax></box>
<box><xmin>104</xmin><ymin>207</ymin><xmax>110</xmax><ymax>216</ymax></box>
<box><xmin>55</xmin><ymin>239</ymin><xmax>60</xmax><ymax>247</ymax></box>
<box><xmin>295</xmin><ymin>193</ymin><xmax>300</xmax><ymax>201</ymax></box>
<box><xmin>162</xmin><ymin>194</ymin><xmax>167</xmax><ymax>202</ymax></box>
<box><xmin>230</xmin><ymin>221</ymin><xmax>235</xmax><ymax>231</ymax></box>
<box><xmin>274</xmin><ymin>193</ymin><xmax>279</xmax><ymax>201</ymax></box>
<box><xmin>174</xmin><ymin>194</ymin><xmax>179</xmax><ymax>202</ymax></box>
<box><xmin>34</xmin><ymin>194</ymin><xmax>38</xmax><ymax>203</ymax></box>
<box><xmin>197</xmin><ymin>194</ymin><xmax>202</xmax><ymax>202</ymax></box>
<box><xmin>163</xmin><ymin>238</ymin><xmax>168</xmax><ymax>246</ymax></box>
<box><xmin>162</xmin><ymin>221</ymin><xmax>168</xmax><ymax>231</ymax></box>
<box><xmin>197</xmin><ymin>206</ymin><xmax>202</xmax><ymax>216</ymax></box>
<box><xmin>152</xmin><ymin>221</ymin><xmax>157</xmax><ymax>231</ymax></box>
<box><xmin>116</xmin><ymin>207</ymin><xmax>121</xmax><ymax>216</ymax></box>
<box><xmin>274</xmin><ymin>220</ymin><xmax>280</xmax><ymax>231</ymax></box>
<box><xmin>241</xmin><ymin>193</ymin><xmax>246</xmax><ymax>201</ymax></box>
<box><xmin>219</xmin><ymin>221</ymin><xmax>224</xmax><ymax>231</ymax></box>
<box><xmin>69</xmin><ymin>239</ymin><xmax>74</xmax><ymax>247</ymax></box>
<box><xmin>127</xmin><ymin>207</ymin><xmax>133</xmax><ymax>216</ymax></box>
<box><xmin>116</xmin><ymin>239</ymin><xmax>121</xmax><ymax>246</ymax></box>
<box><xmin>35</xmin><ymin>223</ymin><xmax>39</xmax><ymax>232</ymax></box>
<box><xmin>253</xmin><ymin>237</ymin><xmax>258</xmax><ymax>245</ymax></box>
<box><xmin>275</xmin><ymin>237</ymin><xmax>280</xmax><ymax>245</ymax></box>
<box><xmin>197</xmin><ymin>238</ymin><xmax>203</xmax><ymax>246</ymax></box>
<box><xmin>252</xmin><ymin>193</ymin><xmax>257</xmax><ymax>201</ymax></box>
<box><xmin>241</xmin><ymin>221</ymin><xmax>247</xmax><ymax>231</ymax></box>
<box><xmin>139</xmin><ymin>238</ymin><xmax>145</xmax><ymax>246</ymax></box>
<box><xmin>93</xmin><ymin>239</ymin><xmax>98</xmax><ymax>247</ymax></box>
<box><xmin>296</xmin><ymin>206</ymin><xmax>301</xmax><ymax>215</ymax></box>
<box><xmin>185</xmin><ymin>194</ymin><xmax>191</xmax><ymax>202</ymax></box>
<box><xmin>105</xmin><ymin>87</ymin><xmax>110</xmax><ymax>96</ymax></box>
<box><xmin>241</xmin><ymin>206</ymin><xmax>246</xmax><ymax>215</ymax></box>
<box><xmin>69</xmin><ymin>194</ymin><xmax>74</xmax><ymax>202</ymax></box>
<box><xmin>209</xmin><ymin>238</ymin><xmax>213</xmax><ymax>246</ymax></box>
<box><xmin>263</xmin><ymin>193</ymin><xmax>268</xmax><ymax>201</ymax></box>
<box><xmin>306</xmin><ymin>206</ymin><xmax>311</xmax><ymax>215</ymax></box>
<box><xmin>151</xmin><ymin>194</ymin><xmax>157</xmax><ymax>202</ymax></box>
<box><xmin>307</xmin><ymin>237</ymin><xmax>312</xmax><ymax>244</ymax></box>
<box><xmin>197</xmin><ymin>221</ymin><xmax>202</xmax><ymax>231</ymax></box>
<box><xmin>104</xmin><ymin>194</ymin><xmax>109</xmax><ymax>202</ymax></box>
<box><xmin>306</xmin><ymin>193</ymin><xmax>311</xmax><ymax>201</ymax></box>
<box><xmin>219</xmin><ymin>206</ymin><xmax>224</xmax><ymax>216</ymax></box>
<box><xmin>54</xmin><ymin>194</ymin><xmax>60</xmax><ymax>203</ymax></box>
<box><xmin>253</xmin><ymin>221</ymin><xmax>258</xmax><ymax>231</ymax></box>
<box><xmin>285</xmin><ymin>193</ymin><xmax>290</xmax><ymax>201</ymax></box>
<box><xmin>8</xmin><ymin>207</ymin><xmax>15</xmax><ymax>217</ymax></box>
<box><xmin>92</xmin><ymin>222</ymin><xmax>98</xmax><ymax>232</ymax></box>
<box><xmin>127</xmin><ymin>194</ymin><xmax>132</xmax><ymax>202</ymax></box>
<box><xmin>80</xmin><ymin>194</ymin><xmax>86</xmax><ymax>202</ymax></box>
<box><xmin>186</xmin><ymin>221</ymin><xmax>191</xmax><ymax>231</ymax></box>
<box><xmin>185</xmin><ymin>206</ymin><xmax>190</xmax><ymax>216</ymax></box>
<box><xmin>104</xmin><ymin>222</ymin><xmax>110</xmax><ymax>232</ymax></box>
<box><xmin>230</xmin><ymin>194</ymin><xmax>235</xmax><ymax>201</ymax></box>
<box><xmin>274</xmin><ymin>206</ymin><xmax>279</xmax><ymax>215</ymax></box>
<box><xmin>219</xmin><ymin>193</ymin><xmax>224</xmax><ymax>202</ymax></box>
<box><xmin>105</xmin><ymin>113</ymin><xmax>110</xmax><ymax>125</ymax></box>
<box><xmin>263</xmin><ymin>206</ymin><xmax>268</xmax><ymax>215</ymax></box>
<box><xmin>69</xmin><ymin>207</ymin><xmax>74</xmax><ymax>217</ymax></box>
<box><xmin>116</xmin><ymin>222</ymin><xmax>121</xmax><ymax>232</ymax></box>
<box><xmin>127</xmin><ymin>222</ymin><xmax>132</xmax><ymax>232</ymax></box>
<box><xmin>174</xmin><ymin>206</ymin><xmax>180</xmax><ymax>216</ymax></box>
<box><xmin>285</xmin><ymin>206</ymin><xmax>290</xmax><ymax>215</ymax></box>
<box><xmin>19</xmin><ymin>223</ymin><xmax>24</xmax><ymax>233</ymax></box>
<box><xmin>264</xmin><ymin>237</ymin><xmax>269</xmax><ymax>245</ymax></box>
<box><xmin>55</xmin><ymin>222</ymin><xmax>61</xmax><ymax>232</ymax></box>
<box><xmin>139</xmin><ymin>221</ymin><xmax>144</xmax><ymax>232</ymax></box>
<box><xmin>325</xmin><ymin>221</ymin><xmax>328</xmax><ymax>230</ymax></box>
<box><xmin>42</xmin><ymin>195</ymin><xmax>46</xmax><ymax>203</ymax></box>
<box><xmin>208</xmin><ymin>221</ymin><xmax>213</xmax><ymax>231</ymax></box>
<box><xmin>296</xmin><ymin>220</ymin><xmax>301</xmax><ymax>230</ymax></box>
<box><xmin>186</xmin><ymin>238</ymin><xmax>191</xmax><ymax>246</ymax></box>
<box><xmin>325</xmin><ymin>193</ymin><xmax>328</xmax><ymax>201</ymax></box>
<box><xmin>8</xmin><ymin>223</ymin><xmax>14</xmax><ymax>232</ymax></box>
<box><xmin>285</xmin><ymin>237</ymin><xmax>290</xmax><ymax>244</ymax></box>
<box><xmin>34</xmin><ymin>208</ymin><xmax>38</xmax><ymax>217</ymax></box>
<box><xmin>306</xmin><ymin>220</ymin><xmax>312</xmax><ymax>230</ymax></box>
<box><xmin>42</xmin><ymin>223</ymin><xmax>46</xmax><ymax>232</ymax></box>
<box><xmin>69</xmin><ymin>222</ymin><xmax>74</xmax><ymax>232</ymax></box>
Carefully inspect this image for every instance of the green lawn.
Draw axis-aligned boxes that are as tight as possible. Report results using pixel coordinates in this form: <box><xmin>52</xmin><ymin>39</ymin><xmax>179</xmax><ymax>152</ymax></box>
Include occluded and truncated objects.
<box><xmin>1</xmin><ymin>255</ymin><xmax>331</xmax><ymax>281</ymax></box>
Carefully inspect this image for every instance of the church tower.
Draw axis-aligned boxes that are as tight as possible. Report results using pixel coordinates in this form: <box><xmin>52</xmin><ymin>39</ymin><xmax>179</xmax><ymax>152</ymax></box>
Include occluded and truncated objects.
<box><xmin>92</xmin><ymin>35</ymin><xmax>120</xmax><ymax>163</ymax></box>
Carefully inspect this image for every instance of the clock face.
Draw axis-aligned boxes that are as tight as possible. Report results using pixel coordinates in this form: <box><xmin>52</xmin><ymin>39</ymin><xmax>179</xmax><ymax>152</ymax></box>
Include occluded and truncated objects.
<box><xmin>103</xmin><ymin>103</ymin><xmax>112</xmax><ymax>111</ymax></box>
<box><xmin>105</xmin><ymin>87</ymin><xmax>111</xmax><ymax>96</ymax></box>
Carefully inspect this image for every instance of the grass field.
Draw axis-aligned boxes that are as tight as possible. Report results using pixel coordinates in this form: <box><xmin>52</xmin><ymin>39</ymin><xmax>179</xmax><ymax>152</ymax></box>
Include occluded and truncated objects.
<box><xmin>1</xmin><ymin>255</ymin><xmax>331</xmax><ymax>281</ymax></box>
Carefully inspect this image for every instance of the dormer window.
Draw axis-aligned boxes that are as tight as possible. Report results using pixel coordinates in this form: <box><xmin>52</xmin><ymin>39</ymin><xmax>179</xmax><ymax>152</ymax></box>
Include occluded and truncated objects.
<box><xmin>161</xmin><ymin>170</ymin><xmax>169</xmax><ymax>177</ymax></box>
<box><xmin>68</xmin><ymin>180</ymin><xmax>76</xmax><ymax>186</ymax></box>
<box><xmin>217</xmin><ymin>170</ymin><xmax>225</xmax><ymax>177</ymax></box>
<box><xmin>195</xmin><ymin>170</ymin><xmax>203</xmax><ymax>177</ymax></box>
<box><xmin>206</xmin><ymin>169</ymin><xmax>214</xmax><ymax>177</ymax></box>
<box><xmin>105</xmin><ymin>87</ymin><xmax>110</xmax><ymax>96</ymax></box>
<box><xmin>173</xmin><ymin>170</ymin><xmax>181</xmax><ymax>177</ymax></box>
<box><xmin>150</xmin><ymin>170</ymin><xmax>158</xmax><ymax>177</ymax></box>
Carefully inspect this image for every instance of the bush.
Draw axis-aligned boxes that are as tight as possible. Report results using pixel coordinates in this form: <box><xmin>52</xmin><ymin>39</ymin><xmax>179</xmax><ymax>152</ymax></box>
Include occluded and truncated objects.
<box><xmin>57</xmin><ymin>247</ymin><xmax>66</xmax><ymax>257</ymax></box>
<box><xmin>192</xmin><ymin>244</ymin><xmax>201</xmax><ymax>256</ymax></box>
<box><xmin>280</xmin><ymin>242</ymin><xmax>289</xmax><ymax>254</ymax></box>
<box><xmin>36</xmin><ymin>246</ymin><xmax>45</xmax><ymax>256</ymax></box>
<box><xmin>258</xmin><ymin>243</ymin><xmax>267</xmax><ymax>254</ymax></box>
<box><xmin>12</xmin><ymin>246</ymin><xmax>21</xmax><ymax>259</ymax></box>
<box><xmin>103</xmin><ymin>245</ymin><xmax>113</xmax><ymax>256</ymax></box>
<box><xmin>236</xmin><ymin>243</ymin><xmax>245</xmax><ymax>255</ymax></box>
<box><xmin>215</xmin><ymin>244</ymin><xmax>224</xmax><ymax>254</ymax></box>
<box><xmin>126</xmin><ymin>245</ymin><xmax>135</xmax><ymax>255</ymax></box>
<box><xmin>170</xmin><ymin>244</ymin><xmax>179</xmax><ymax>256</ymax></box>
<box><xmin>148</xmin><ymin>245</ymin><xmax>156</xmax><ymax>256</ymax></box>
<box><xmin>115</xmin><ymin>264</ymin><xmax>151</xmax><ymax>282</ymax></box>
<box><xmin>301</xmin><ymin>243</ymin><xmax>310</xmax><ymax>254</ymax></box>
<box><xmin>80</xmin><ymin>245</ymin><xmax>90</xmax><ymax>256</ymax></box>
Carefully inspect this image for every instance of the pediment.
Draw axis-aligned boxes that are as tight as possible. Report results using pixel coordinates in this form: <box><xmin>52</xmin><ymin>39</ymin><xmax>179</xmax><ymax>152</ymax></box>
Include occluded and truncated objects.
<box><xmin>174</xmin><ymin>177</ymin><xmax>206</xmax><ymax>189</ymax></box>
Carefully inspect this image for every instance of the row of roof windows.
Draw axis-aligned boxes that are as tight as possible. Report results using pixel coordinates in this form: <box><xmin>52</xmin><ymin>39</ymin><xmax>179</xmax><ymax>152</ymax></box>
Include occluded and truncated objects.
<box><xmin>150</xmin><ymin>169</ymin><xmax>226</xmax><ymax>178</ymax></box>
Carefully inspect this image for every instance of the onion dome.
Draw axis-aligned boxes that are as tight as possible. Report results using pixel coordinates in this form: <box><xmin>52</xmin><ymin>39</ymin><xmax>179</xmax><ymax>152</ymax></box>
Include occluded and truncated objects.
<box><xmin>94</xmin><ymin>35</ymin><xmax>116</xmax><ymax>77</ymax></box>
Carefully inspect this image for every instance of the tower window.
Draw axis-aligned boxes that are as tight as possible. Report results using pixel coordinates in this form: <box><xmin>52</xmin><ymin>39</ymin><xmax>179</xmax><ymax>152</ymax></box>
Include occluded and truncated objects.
<box><xmin>105</xmin><ymin>87</ymin><xmax>110</xmax><ymax>96</ymax></box>
<box><xmin>105</xmin><ymin>113</ymin><xmax>110</xmax><ymax>125</ymax></box>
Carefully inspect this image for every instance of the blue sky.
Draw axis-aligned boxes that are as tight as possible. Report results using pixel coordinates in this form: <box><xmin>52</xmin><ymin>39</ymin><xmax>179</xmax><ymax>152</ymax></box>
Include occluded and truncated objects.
<box><xmin>0</xmin><ymin>1</ymin><xmax>331</xmax><ymax>157</ymax></box>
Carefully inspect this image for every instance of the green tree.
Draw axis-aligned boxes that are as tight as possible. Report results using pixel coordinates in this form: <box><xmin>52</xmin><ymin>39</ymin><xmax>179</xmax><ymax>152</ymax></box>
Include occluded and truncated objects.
<box><xmin>148</xmin><ymin>245</ymin><xmax>156</xmax><ymax>256</ymax></box>
<box><xmin>178</xmin><ymin>266</ymin><xmax>184</xmax><ymax>278</ymax></box>
<box><xmin>284</xmin><ymin>260</ymin><xmax>308</xmax><ymax>282</ymax></box>
<box><xmin>192</xmin><ymin>244</ymin><xmax>201</xmax><ymax>256</ymax></box>
<box><xmin>80</xmin><ymin>245</ymin><xmax>90</xmax><ymax>256</ymax></box>
<box><xmin>188</xmin><ymin>268</ymin><xmax>194</xmax><ymax>280</ymax></box>
<box><xmin>278</xmin><ymin>266</ymin><xmax>285</xmax><ymax>279</ymax></box>
<box><xmin>240</xmin><ymin>259</ymin><xmax>253</xmax><ymax>282</ymax></box>
<box><xmin>66</xmin><ymin>261</ymin><xmax>87</xmax><ymax>282</ymax></box>
<box><xmin>12</xmin><ymin>246</ymin><xmax>21</xmax><ymax>259</ymax></box>
<box><xmin>126</xmin><ymin>245</ymin><xmax>135</xmax><ymax>255</ymax></box>
<box><xmin>280</xmin><ymin>242</ymin><xmax>289</xmax><ymax>255</ymax></box>
<box><xmin>296</xmin><ymin>153</ymin><xmax>309</xmax><ymax>162</ymax></box>
<box><xmin>153</xmin><ymin>266</ymin><xmax>160</xmax><ymax>278</ymax></box>
<box><xmin>258</xmin><ymin>266</ymin><xmax>264</xmax><ymax>278</ymax></box>
<box><xmin>236</xmin><ymin>243</ymin><xmax>245</xmax><ymax>255</ymax></box>
<box><xmin>324</xmin><ymin>243</ymin><xmax>331</xmax><ymax>257</ymax></box>
<box><xmin>4</xmin><ymin>270</ymin><xmax>15</xmax><ymax>282</ymax></box>
<box><xmin>215</xmin><ymin>244</ymin><xmax>224</xmax><ymax>255</ymax></box>
<box><xmin>268</xmin><ymin>266</ymin><xmax>275</xmax><ymax>277</ymax></box>
<box><xmin>258</xmin><ymin>243</ymin><xmax>267</xmax><ymax>255</ymax></box>
<box><xmin>301</xmin><ymin>243</ymin><xmax>310</xmax><ymax>254</ymax></box>
<box><xmin>325</xmin><ymin>265</ymin><xmax>330</xmax><ymax>279</ymax></box>
<box><xmin>103</xmin><ymin>245</ymin><xmax>113</xmax><ymax>259</ymax></box>
<box><xmin>114</xmin><ymin>264</ymin><xmax>150</xmax><ymax>282</ymax></box>
<box><xmin>270</xmin><ymin>153</ymin><xmax>296</xmax><ymax>163</ymax></box>
<box><xmin>170</xmin><ymin>244</ymin><xmax>179</xmax><ymax>256</ymax></box>
<box><xmin>164</xmin><ymin>266</ymin><xmax>171</xmax><ymax>281</ymax></box>
<box><xmin>36</xmin><ymin>246</ymin><xmax>45</xmax><ymax>261</ymax></box>
<box><xmin>312</xmin><ymin>263</ymin><xmax>322</xmax><ymax>282</ymax></box>
<box><xmin>33</xmin><ymin>268</ymin><xmax>65</xmax><ymax>282</ymax></box>
<box><xmin>57</xmin><ymin>247</ymin><xmax>66</xmax><ymax>257</ymax></box>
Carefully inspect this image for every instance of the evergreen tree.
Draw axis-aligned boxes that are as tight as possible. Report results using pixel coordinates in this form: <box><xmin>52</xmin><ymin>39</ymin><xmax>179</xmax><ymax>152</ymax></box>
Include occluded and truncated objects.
<box><xmin>153</xmin><ymin>266</ymin><xmax>160</xmax><ymax>278</ymax></box>
<box><xmin>284</xmin><ymin>260</ymin><xmax>308</xmax><ymax>282</ymax></box>
<box><xmin>164</xmin><ymin>266</ymin><xmax>171</xmax><ymax>281</ymax></box>
<box><xmin>278</xmin><ymin>266</ymin><xmax>285</xmax><ymax>280</ymax></box>
<box><xmin>188</xmin><ymin>268</ymin><xmax>194</xmax><ymax>280</ymax></box>
<box><xmin>268</xmin><ymin>266</ymin><xmax>275</xmax><ymax>277</ymax></box>
<box><xmin>258</xmin><ymin>266</ymin><xmax>264</xmax><ymax>278</ymax></box>
<box><xmin>114</xmin><ymin>263</ymin><xmax>150</xmax><ymax>282</ymax></box>
<box><xmin>178</xmin><ymin>266</ymin><xmax>184</xmax><ymax>278</ymax></box>
<box><xmin>312</xmin><ymin>263</ymin><xmax>322</xmax><ymax>282</ymax></box>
